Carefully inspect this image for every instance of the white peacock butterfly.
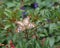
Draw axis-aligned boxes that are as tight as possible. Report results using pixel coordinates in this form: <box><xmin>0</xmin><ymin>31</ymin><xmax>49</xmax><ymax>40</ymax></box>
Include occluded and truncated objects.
<box><xmin>15</xmin><ymin>16</ymin><xmax>35</xmax><ymax>32</ymax></box>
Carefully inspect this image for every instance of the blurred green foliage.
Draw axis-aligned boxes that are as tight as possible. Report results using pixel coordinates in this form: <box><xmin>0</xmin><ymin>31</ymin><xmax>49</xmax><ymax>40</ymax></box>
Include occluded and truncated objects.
<box><xmin>0</xmin><ymin>0</ymin><xmax>60</xmax><ymax>48</ymax></box>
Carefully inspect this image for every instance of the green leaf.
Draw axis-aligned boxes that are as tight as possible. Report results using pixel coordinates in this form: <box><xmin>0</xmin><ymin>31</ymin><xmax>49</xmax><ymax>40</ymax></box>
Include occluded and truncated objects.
<box><xmin>4</xmin><ymin>25</ymin><xmax>11</xmax><ymax>30</ymax></box>
<box><xmin>49</xmin><ymin>37</ymin><xmax>55</xmax><ymax>47</ymax></box>
<box><xmin>36</xmin><ymin>41</ymin><xmax>41</xmax><ymax>48</ymax></box>
<box><xmin>6</xmin><ymin>2</ymin><xmax>15</xmax><ymax>8</ymax></box>
<box><xmin>39</xmin><ymin>34</ymin><xmax>45</xmax><ymax>37</ymax></box>
<box><xmin>49</xmin><ymin>23</ymin><xmax>57</xmax><ymax>33</ymax></box>
<box><xmin>56</xmin><ymin>36</ymin><xmax>60</xmax><ymax>42</ymax></box>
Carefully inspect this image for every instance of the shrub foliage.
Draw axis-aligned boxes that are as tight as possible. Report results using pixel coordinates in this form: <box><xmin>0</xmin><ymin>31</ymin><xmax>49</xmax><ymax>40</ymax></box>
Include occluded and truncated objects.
<box><xmin>0</xmin><ymin>0</ymin><xmax>60</xmax><ymax>48</ymax></box>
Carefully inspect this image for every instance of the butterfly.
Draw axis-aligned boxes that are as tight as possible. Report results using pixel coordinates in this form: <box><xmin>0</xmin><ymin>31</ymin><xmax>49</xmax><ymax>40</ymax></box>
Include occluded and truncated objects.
<box><xmin>15</xmin><ymin>16</ymin><xmax>35</xmax><ymax>32</ymax></box>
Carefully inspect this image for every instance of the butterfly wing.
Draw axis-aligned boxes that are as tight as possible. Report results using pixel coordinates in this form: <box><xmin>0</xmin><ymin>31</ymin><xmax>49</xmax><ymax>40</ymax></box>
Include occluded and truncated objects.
<box><xmin>27</xmin><ymin>23</ymin><xmax>35</xmax><ymax>29</ymax></box>
<box><xmin>15</xmin><ymin>21</ymin><xmax>25</xmax><ymax>32</ymax></box>
<box><xmin>23</xmin><ymin>16</ymin><xmax>30</xmax><ymax>26</ymax></box>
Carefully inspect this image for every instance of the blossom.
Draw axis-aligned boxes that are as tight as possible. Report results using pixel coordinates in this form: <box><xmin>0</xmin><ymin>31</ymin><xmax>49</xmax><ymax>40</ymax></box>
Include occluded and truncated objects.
<box><xmin>22</xmin><ymin>12</ymin><xmax>27</xmax><ymax>19</ymax></box>
<box><xmin>47</xmin><ymin>18</ymin><xmax>51</xmax><ymax>23</ymax></box>
<box><xmin>34</xmin><ymin>3</ymin><xmax>38</xmax><ymax>8</ymax></box>
<box><xmin>10</xmin><ymin>40</ymin><xmax>15</xmax><ymax>48</ymax></box>
<box><xmin>31</xmin><ymin>2</ymin><xmax>38</xmax><ymax>9</ymax></box>
<box><xmin>20</xmin><ymin>6</ymin><xmax>25</xmax><ymax>10</ymax></box>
